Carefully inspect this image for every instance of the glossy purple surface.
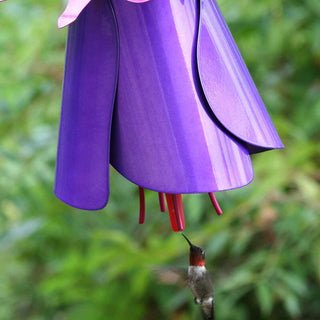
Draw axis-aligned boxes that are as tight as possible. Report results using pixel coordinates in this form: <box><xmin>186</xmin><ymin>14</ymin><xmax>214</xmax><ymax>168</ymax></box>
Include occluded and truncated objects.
<box><xmin>55</xmin><ymin>0</ymin><xmax>283</xmax><ymax>210</ymax></box>
<box><xmin>110</xmin><ymin>0</ymin><xmax>253</xmax><ymax>194</ymax></box>
<box><xmin>198</xmin><ymin>0</ymin><xmax>283</xmax><ymax>152</ymax></box>
<box><xmin>55</xmin><ymin>0</ymin><xmax>118</xmax><ymax>209</ymax></box>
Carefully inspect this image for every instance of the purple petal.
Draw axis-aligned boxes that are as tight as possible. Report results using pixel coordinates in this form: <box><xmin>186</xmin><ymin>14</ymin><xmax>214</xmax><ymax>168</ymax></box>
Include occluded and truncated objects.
<box><xmin>110</xmin><ymin>0</ymin><xmax>253</xmax><ymax>193</ymax></box>
<box><xmin>55</xmin><ymin>0</ymin><xmax>118</xmax><ymax>209</ymax></box>
<box><xmin>197</xmin><ymin>0</ymin><xmax>283</xmax><ymax>152</ymax></box>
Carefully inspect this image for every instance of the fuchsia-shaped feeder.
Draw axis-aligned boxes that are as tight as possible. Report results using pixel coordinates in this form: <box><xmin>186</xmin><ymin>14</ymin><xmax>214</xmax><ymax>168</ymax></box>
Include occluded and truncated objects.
<box><xmin>55</xmin><ymin>0</ymin><xmax>283</xmax><ymax>231</ymax></box>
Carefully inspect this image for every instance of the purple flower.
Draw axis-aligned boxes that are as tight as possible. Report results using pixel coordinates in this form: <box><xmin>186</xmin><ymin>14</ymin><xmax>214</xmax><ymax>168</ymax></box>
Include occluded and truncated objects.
<box><xmin>55</xmin><ymin>0</ymin><xmax>283</xmax><ymax>231</ymax></box>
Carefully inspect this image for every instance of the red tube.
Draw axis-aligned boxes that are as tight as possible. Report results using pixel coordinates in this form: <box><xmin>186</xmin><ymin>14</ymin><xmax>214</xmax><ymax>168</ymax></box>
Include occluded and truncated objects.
<box><xmin>158</xmin><ymin>192</ymin><xmax>166</xmax><ymax>212</ymax></box>
<box><xmin>165</xmin><ymin>193</ymin><xmax>185</xmax><ymax>231</ymax></box>
<box><xmin>139</xmin><ymin>186</ymin><xmax>145</xmax><ymax>224</ymax></box>
<box><xmin>208</xmin><ymin>192</ymin><xmax>223</xmax><ymax>215</ymax></box>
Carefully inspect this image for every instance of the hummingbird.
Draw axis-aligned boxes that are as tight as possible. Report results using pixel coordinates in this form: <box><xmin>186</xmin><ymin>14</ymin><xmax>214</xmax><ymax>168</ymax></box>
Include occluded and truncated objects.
<box><xmin>182</xmin><ymin>233</ymin><xmax>214</xmax><ymax>320</ymax></box>
<box><xmin>155</xmin><ymin>234</ymin><xmax>214</xmax><ymax>320</ymax></box>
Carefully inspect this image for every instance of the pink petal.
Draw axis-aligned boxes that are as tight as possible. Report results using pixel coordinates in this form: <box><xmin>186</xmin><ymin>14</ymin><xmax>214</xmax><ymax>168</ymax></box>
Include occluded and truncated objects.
<box><xmin>127</xmin><ymin>0</ymin><xmax>152</xmax><ymax>2</ymax></box>
<box><xmin>58</xmin><ymin>0</ymin><xmax>92</xmax><ymax>28</ymax></box>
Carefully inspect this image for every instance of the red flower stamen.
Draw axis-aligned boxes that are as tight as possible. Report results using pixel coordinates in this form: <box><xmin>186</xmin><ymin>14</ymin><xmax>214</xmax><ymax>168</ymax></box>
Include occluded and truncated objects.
<box><xmin>208</xmin><ymin>192</ymin><xmax>223</xmax><ymax>215</ymax></box>
<box><xmin>158</xmin><ymin>192</ymin><xmax>166</xmax><ymax>212</ymax></box>
<box><xmin>165</xmin><ymin>193</ymin><xmax>185</xmax><ymax>232</ymax></box>
<box><xmin>138</xmin><ymin>189</ymin><xmax>221</xmax><ymax>229</ymax></box>
<box><xmin>165</xmin><ymin>194</ymin><xmax>178</xmax><ymax>231</ymax></box>
<box><xmin>172</xmin><ymin>194</ymin><xmax>185</xmax><ymax>229</ymax></box>
<box><xmin>139</xmin><ymin>186</ymin><xmax>145</xmax><ymax>224</ymax></box>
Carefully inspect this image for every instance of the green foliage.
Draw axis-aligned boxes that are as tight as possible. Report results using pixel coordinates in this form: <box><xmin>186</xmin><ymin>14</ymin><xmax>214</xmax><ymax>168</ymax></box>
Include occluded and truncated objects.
<box><xmin>1</xmin><ymin>0</ymin><xmax>320</xmax><ymax>319</ymax></box>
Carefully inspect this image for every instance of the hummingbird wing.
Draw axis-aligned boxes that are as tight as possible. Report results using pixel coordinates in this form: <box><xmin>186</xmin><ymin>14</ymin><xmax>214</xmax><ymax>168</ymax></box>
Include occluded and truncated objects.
<box><xmin>152</xmin><ymin>266</ymin><xmax>188</xmax><ymax>287</ymax></box>
<box><xmin>153</xmin><ymin>266</ymin><xmax>215</xmax><ymax>319</ymax></box>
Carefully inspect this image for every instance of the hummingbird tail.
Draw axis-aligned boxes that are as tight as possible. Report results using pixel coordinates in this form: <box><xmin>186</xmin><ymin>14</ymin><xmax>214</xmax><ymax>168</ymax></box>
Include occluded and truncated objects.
<box><xmin>201</xmin><ymin>300</ymin><xmax>214</xmax><ymax>320</ymax></box>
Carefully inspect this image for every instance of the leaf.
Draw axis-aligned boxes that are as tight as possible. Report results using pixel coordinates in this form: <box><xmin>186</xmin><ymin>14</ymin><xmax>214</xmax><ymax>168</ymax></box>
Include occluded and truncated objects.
<box><xmin>284</xmin><ymin>294</ymin><xmax>301</xmax><ymax>318</ymax></box>
<box><xmin>256</xmin><ymin>283</ymin><xmax>274</xmax><ymax>315</ymax></box>
<box><xmin>277</xmin><ymin>269</ymin><xmax>307</xmax><ymax>296</ymax></box>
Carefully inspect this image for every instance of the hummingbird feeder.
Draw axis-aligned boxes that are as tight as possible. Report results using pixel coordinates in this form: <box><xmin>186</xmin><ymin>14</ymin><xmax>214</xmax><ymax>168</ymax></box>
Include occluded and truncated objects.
<box><xmin>54</xmin><ymin>0</ymin><xmax>283</xmax><ymax>231</ymax></box>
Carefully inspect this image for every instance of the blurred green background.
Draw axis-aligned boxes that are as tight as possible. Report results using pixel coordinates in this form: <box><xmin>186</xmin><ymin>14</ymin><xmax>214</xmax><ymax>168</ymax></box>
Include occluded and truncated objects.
<box><xmin>1</xmin><ymin>0</ymin><xmax>320</xmax><ymax>319</ymax></box>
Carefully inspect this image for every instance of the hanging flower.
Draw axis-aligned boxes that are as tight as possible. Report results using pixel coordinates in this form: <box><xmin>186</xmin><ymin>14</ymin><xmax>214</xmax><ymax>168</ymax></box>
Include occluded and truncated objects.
<box><xmin>55</xmin><ymin>0</ymin><xmax>283</xmax><ymax>231</ymax></box>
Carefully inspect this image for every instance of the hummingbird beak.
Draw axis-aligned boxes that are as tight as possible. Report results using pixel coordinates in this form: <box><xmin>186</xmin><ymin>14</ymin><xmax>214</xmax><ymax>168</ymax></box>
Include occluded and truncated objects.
<box><xmin>182</xmin><ymin>233</ymin><xmax>193</xmax><ymax>247</ymax></box>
